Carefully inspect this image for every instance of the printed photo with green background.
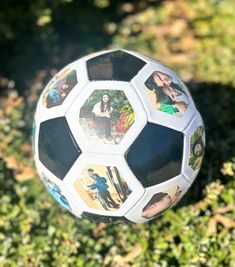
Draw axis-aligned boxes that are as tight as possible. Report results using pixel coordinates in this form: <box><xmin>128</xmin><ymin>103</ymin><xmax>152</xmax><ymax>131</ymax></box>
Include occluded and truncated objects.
<box><xmin>79</xmin><ymin>89</ymin><xmax>135</xmax><ymax>144</ymax></box>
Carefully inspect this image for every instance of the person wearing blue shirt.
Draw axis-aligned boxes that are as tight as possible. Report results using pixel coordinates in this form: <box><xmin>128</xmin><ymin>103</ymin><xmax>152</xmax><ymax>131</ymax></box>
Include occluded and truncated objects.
<box><xmin>44</xmin><ymin>177</ymin><xmax>71</xmax><ymax>210</ymax></box>
<box><xmin>87</xmin><ymin>168</ymin><xmax>119</xmax><ymax>209</ymax></box>
<box><xmin>48</xmin><ymin>87</ymin><xmax>61</xmax><ymax>104</ymax></box>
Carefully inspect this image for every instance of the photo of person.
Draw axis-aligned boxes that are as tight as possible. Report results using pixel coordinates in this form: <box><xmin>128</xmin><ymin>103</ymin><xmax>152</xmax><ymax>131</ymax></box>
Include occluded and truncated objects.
<box><xmin>79</xmin><ymin>90</ymin><xmax>135</xmax><ymax>144</ymax></box>
<box><xmin>145</xmin><ymin>71</ymin><xmax>189</xmax><ymax>116</ymax></box>
<box><xmin>42</xmin><ymin>68</ymin><xmax>77</xmax><ymax>108</ymax></box>
<box><xmin>189</xmin><ymin>126</ymin><xmax>205</xmax><ymax>170</ymax></box>
<box><xmin>41</xmin><ymin>173</ymin><xmax>71</xmax><ymax>210</ymax></box>
<box><xmin>141</xmin><ymin>185</ymin><xmax>183</xmax><ymax>219</ymax></box>
<box><xmin>92</xmin><ymin>93</ymin><xmax>113</xmax><ymax>141</ymax></box>
<box><xmin>74</xmin><ymin>164</ymin><xmax>132</xmax><ymax>211</ymax></box>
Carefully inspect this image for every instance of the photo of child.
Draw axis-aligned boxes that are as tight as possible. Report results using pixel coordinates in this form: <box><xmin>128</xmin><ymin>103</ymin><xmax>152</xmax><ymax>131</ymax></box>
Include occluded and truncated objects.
<box><xmin>141</xmin><ymin>185</ymin><xmax>183</xmax><ymax>219</ymax></box>
<box><xmin>145</xmin><ymin>71</ymin><xmax>189</xmax><ymax>116</ymax></box>
<box><xmin>74</xmin><ymin>164</ymin><xmax>132</xmax><ymax>211</ymax></box>
<box><xmin>42</xmin><ymin>68</ymin><xmax>77</xmax><ymax>108</ymax></box>
<box><xmin>79</xmin><ymin>90</ymin><xmax>135</xmax><ymax>144</ymax></box>
<box><xmin>40</xmin><ymin>173</ymin><xmax>71</xmax><ymax>210</ymax></box>
<box><xmin>189</xmin><ymin>125</ymin><xmax>205</xmax><ymax>170</ymax></box>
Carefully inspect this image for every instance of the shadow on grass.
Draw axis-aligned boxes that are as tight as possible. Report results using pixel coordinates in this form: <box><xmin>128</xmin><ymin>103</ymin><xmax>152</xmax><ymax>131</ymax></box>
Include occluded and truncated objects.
<box><xmin>0</xmin><ymin>0</ymin><xmax>161</xmax><ymax>95</ymax></box>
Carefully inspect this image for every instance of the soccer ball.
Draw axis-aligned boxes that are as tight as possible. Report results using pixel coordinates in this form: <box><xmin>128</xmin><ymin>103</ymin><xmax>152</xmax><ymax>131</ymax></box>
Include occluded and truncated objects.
<box><xmin>33</xmin><ymin>49</ymin><xmax>205</xmax><ymax>223</ymax></box>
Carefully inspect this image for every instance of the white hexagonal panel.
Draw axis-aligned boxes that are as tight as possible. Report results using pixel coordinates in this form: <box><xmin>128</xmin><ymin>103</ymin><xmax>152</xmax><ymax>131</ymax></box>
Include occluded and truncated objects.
<box><xmin>35</xmin><ymin>59</ymin><xmax>88</xmax><ymax>123</ymax></box>
<box><xmin>125</xmin><ymin>174</ymin><xmax>191</xmax><ymax>223</ymax></box>
<box><xmin>63</xmin><ymin>153</ymin><xmax>145</xmax><ymax>217</ymax></box>
<box><xmin>182</xmin><ymin>111</ymin><xmax>205</xmax><ymax>183</ymax></box>
<box><xmin>66</xmin><ymin>81</ymin><xmax>147</xmax><ymax>154</ymax></box>
<box><xmin>131</xmin><ymin>63</ymin><xmax>196</xmax><ymax>132</ymax></box>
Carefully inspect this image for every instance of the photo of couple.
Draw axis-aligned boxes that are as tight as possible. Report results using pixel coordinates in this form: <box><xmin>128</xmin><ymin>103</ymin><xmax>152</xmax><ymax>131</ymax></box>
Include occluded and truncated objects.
<box><xmin>145</xmin><ymin>71</ymin><xmax>189</xmax><ymax>116</ymax></box>
<box><xmin>74</xmin><ymin>165</ymin><xmax>131</xmax><ymax>211</ymax></box>
<box><xmin>141</xmin><ymin>185</ymin><xmax>183</xmax><ymax>219</ymax></box>
<box><xmin>40</xmin><ymin>173</ymin><xmax>71</xmax><ymax>210</ymax></box>
<box><xmin>189</xmin><ymin>125</ymin><xmax>205</xmax><ymax>170</ymax></box>
<box><xmin>42</xmin><ymin>68</ymin><xmax>77</xmax><ymax>108</ymax></box>
<box><xmin>79</xmin><ymin>90</ymin><xmax>135</xmax><ymax>144</ymax></box>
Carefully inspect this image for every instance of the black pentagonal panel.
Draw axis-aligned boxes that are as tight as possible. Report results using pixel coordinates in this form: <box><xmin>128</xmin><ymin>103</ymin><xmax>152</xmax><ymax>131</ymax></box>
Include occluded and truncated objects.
<box><xmin>39</xmin><ymin>117</ymin><xmax>81</xmax><ymax>179</ymax></box>
<box><xmin>125</xmin><ymin>122</ymin><xmax>183</xmax><ymax>187</ymax></box>
<box><xmin>87</xmin><ymin>50</ymin><xmax>146</xmax><ymax>81</ymax></box>
<box><xmin>82</xmin><ymin>212</ymin><xmax>132</xmax><ymax>224</ymax></box>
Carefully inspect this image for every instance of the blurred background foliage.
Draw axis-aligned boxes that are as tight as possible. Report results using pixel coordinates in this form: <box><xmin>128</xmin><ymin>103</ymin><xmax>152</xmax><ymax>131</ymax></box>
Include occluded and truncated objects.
<box><xmin>0</xmin><ymin>0</ymin><xmax>234</xmax><ymax>266</ymax></box>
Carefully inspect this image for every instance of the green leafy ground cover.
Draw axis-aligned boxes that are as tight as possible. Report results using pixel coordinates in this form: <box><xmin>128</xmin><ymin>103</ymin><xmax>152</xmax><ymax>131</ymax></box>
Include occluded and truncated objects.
<box><xmin>0</xmin><ymin>0</ymin><xmax>235</xmax><ymax>266</ymax></box>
